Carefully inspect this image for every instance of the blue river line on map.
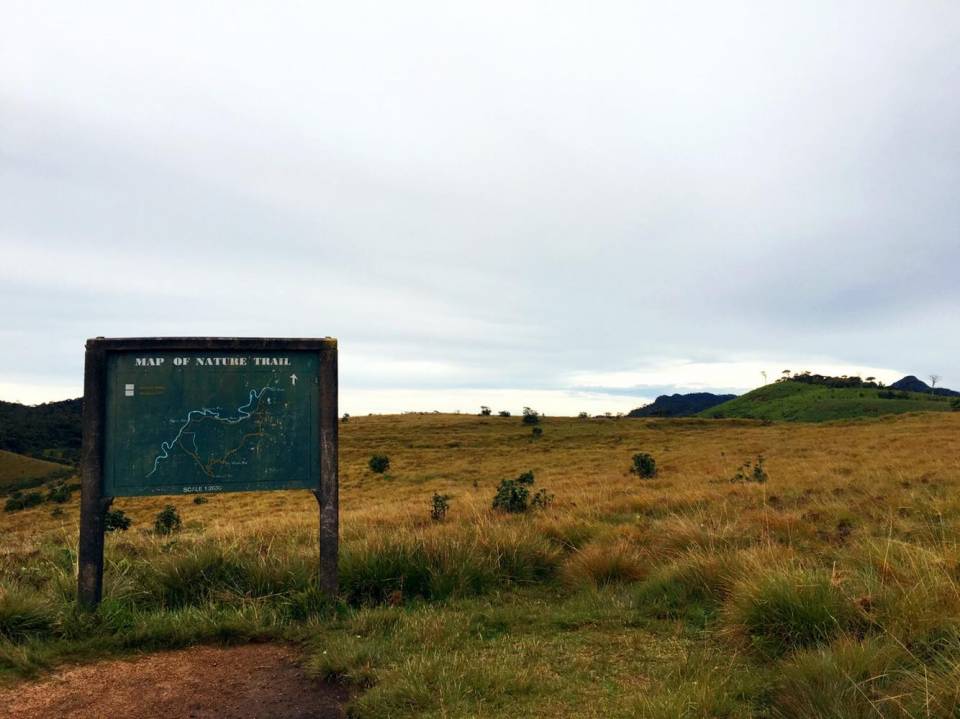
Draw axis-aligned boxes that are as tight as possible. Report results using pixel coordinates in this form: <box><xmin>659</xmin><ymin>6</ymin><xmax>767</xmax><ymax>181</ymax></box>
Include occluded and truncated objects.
<box><xmin>146</xmin><ymin>385</ymin><xmax>282</xmax><ymax>477</ymax></box>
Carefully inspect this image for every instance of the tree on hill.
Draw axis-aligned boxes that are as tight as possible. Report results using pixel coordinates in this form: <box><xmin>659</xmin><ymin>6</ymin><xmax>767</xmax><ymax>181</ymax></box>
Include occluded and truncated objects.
<box><xmin>0</xmin><ymin>398</ymin><xmax>82</xmax><ymax>464</ymax></box>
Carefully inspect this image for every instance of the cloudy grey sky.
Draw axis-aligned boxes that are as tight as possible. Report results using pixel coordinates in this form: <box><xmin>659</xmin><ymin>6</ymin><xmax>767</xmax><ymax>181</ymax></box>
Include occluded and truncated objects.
<box><xmin>2</xmin><ymin>1</ymin><xmax>958</xmax><ymax>414</ymax></box>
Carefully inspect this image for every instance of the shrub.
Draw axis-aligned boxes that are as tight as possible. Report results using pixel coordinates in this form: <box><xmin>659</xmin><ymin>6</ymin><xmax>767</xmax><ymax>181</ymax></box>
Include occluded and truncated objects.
<box><xmin>192</xmin><ymin>495</ymin><xmax>209</xmax><ymax>505</ymax></box>
<box><xmin>104</xmin><ymin>508</ymin><xmax>132</xmax><ymax>532</ymax></box>
<box><xmin>46</xmin><ymin>483</ymin><xmax>73</xmax><ymax>504</ymax></box>
<box><xmin>531</xmin><ymin>426</ymin><xmax>543</xmax><ymax>439</ymax></box>
<box><xmin>578</xmin><ymin>411</ymin><xmax>589</xmax><ymax>419</ymax></box>
<box><xmin>154</xmin><ymin>505</ymin><xmax>182</xmax><ymax>535</ymax></box>
<box><xmin>479</xmin><ymin>406</ymin><xmax>492</xmax><ymax>416</ymax></box>
<box><xmin>430</xmin><ymin>493</ymin><xmax>450</xmax><ymax>521</ymax></box>
<box><xmin>521</xmin><ymin>407</ymin><xmax>540</xmax><ymax>425</ymax></box>
<box><xmin>492</xmin><ymin>480</ymin><xmax>529</xmax><ymax>513</ymax></box>
<box><xmin>341</xmin><ymin>413</ymin><xmax>350</xmax><ymax>423</ymax></box>
<box><xmin>731</xmin><ymin>456</ymin><xmax>768</xmax><ymax>483</ymax></box>
<box><xmin>3</xmin><ymin>491</ymin><xmax>43</xmax><ymax>513</ymax></box>
<box><xmin>492</xmin><ymin>471</ymin><xmax>542</xmax><ymax>513</ymax></box>
<box><xmin>630</xmin><ymin>452</ymin><xmax>657</xmax><ymax>478</ymax></box>
<box><xmin>498</xmin><ymin>410</ymin><xmax>511</xmax><ymax>417</ymax></box>
<box><xmin>369</xmin><ymin>454</ymin><xmax>390</xmax><ymax>474</ymax></box>
<box><xmin>531</xmin><ymin>489</ymin><xmax>553</xmax><ymax>509</ymax></box>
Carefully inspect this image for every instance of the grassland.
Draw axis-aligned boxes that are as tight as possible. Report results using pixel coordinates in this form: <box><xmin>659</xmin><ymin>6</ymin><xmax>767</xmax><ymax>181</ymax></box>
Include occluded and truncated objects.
<box><xmin>0</xmin><ymin>450</ymin><xmax>72</xmax><ymax>492</ymax></box>
<box><xmin>3</xmin><ymin>412</ymin><xmax>960</xmax><ymax>717</ymax></box>
<box><xmin>700</xmin><ymin>380</ymin><xmax>955</xmax><ymax>422</ymax></box>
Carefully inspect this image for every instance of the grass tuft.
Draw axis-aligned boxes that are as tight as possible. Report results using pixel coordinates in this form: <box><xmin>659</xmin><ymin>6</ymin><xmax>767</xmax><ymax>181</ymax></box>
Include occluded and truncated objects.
<box><xmin>722</xmin><ymin>565</ymin><xmax>865</xmax><ymax>658</ymax></box>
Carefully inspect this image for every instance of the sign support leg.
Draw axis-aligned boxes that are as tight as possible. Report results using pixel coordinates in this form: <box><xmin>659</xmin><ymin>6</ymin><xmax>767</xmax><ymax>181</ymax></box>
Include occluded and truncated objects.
<box><xmin>78</xmin><ymin>340</ymin><xmax>108</xmax><ymax>610</ymax></box>
<box><xmin>318</xmin><ymin>347</ymin><xmax>339</xmax><ymax>597</ymax></box>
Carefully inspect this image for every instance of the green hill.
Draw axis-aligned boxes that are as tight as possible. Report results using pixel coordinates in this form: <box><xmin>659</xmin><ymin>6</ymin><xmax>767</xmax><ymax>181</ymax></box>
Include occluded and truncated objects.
<box><xmin>0</xmin><ymin>449</ymin><xmax>73</xmax><ymax>492</ymax></box>
<box><xmin>699</xmin><ymin>380</ymin><xmax>958</xmax><ymax>422</ymax></box>
<box><xmin>0</xmin><ymin>398</ymin><xmax>82</xmax><ymax>464</ymax></box>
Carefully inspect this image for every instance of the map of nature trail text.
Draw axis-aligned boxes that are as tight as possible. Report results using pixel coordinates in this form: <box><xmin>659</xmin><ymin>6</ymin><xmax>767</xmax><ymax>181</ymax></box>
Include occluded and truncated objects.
<box><xmin>147</xmin><ymin>384</ymin><xmax>285</xmax><ymax>479</ymax></box>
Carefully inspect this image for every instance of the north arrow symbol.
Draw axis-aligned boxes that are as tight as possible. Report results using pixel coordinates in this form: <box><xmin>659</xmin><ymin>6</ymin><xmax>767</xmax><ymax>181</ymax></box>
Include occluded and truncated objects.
<box><xmin>290</xmin><ymin>373</ymin><xmax>298</xmax><ymax>386</ymax></box>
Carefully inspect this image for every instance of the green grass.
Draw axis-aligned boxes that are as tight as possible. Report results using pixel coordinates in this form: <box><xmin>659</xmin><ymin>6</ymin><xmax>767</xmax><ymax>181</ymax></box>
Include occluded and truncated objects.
<box><xmin>699</xmin><ymin>381</ymin><xmax>954</xmax><ymax>422</ymax></box>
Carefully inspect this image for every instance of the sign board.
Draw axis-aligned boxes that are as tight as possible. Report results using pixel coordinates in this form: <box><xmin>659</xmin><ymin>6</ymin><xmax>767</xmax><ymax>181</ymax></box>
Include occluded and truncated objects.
<box><xmin>78</xmin><ymin>337</ymin><xmax>338</xmax><ymax>609</ymax></box>
<box><xmin>104</xmin><ymin>350</ymin><xmax>320</xmax><ymax>496</ymax></box>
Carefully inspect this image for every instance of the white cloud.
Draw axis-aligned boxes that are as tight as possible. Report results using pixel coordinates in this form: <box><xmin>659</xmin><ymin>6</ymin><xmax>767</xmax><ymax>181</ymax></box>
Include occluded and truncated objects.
<box><xmin>568</xmin><ymin>359</ymin><xmax>906</xmax><ymax>393</ymax></box>
<box><xmin>1</xmin><ymin>2</ymin><xmax>958</xmax><ymax>402</ymax></box>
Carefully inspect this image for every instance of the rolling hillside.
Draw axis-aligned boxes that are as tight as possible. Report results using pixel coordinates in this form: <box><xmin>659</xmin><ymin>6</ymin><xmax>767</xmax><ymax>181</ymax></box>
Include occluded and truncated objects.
<box><xmin>699</xmin><ymin>380</ymin><xmax>957</xmax><ymax>422</ymax></box>
<box><xmin>0</xmin><ymin>448</ymin><xmax>73</xmax><ymax>491</ymax></box>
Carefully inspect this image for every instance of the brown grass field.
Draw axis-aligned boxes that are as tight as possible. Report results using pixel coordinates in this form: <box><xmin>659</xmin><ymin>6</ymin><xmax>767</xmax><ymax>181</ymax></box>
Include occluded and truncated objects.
<box><xmin>3</xmin><ymin>411</ymin><xmax>960</xmax><ymax>717</ymax></box>
<box><xmin>0</xmin><ymin>450</ymin><xmax>70</xmax><ymax>490</ymax></box>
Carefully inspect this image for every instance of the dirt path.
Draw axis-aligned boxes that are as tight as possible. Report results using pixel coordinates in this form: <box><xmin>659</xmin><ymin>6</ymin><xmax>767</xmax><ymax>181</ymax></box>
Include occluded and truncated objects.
<box><xmin>0</xmin><ymin>644</ymin><xmax>348</xmax><ymax>719</ymax></box>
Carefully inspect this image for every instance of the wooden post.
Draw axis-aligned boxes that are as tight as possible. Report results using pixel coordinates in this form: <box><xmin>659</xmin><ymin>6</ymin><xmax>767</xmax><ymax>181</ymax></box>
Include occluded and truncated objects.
<box><xmin>78</xmin><ymin>339</ymin><xmax>109</xmax><ymax>610</ymax></box>
<box><xmin>317</xmin><ymin>344</ymin><xmax>339</xmax><ymax>596</ymax></box>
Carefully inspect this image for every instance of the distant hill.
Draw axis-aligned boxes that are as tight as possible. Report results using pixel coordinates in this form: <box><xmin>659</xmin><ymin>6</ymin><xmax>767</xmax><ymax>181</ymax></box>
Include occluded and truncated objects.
<box><xmin>0</xmin><ymin>398</ymin><xmax>82</xmax><ymax>464</ymax></box>
<box><xmin>628</xmin><ymin>392</ymin><xmax>737</xmax><ymax>418</ymax></box>
<box><xmin>889</xmin><ymin>375</ymin><xmax>960</xmax><ymax>397</ymax></box>
<box><xmin>0</xmin><ymin>449</ymin><xmax>73</xmax><ymax>492</ymax></box>
<box><xmin>700</xmin><ymin>380</ymin><xmax>957</xmax><ymax>422</ymax></box>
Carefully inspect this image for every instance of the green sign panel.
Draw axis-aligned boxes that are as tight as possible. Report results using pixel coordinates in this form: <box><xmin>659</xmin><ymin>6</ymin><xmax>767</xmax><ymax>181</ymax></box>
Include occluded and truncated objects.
<box><xmin>104</xmin><ymin>350</ymin><xmax>320</xmax><ymax>496</ymax></box>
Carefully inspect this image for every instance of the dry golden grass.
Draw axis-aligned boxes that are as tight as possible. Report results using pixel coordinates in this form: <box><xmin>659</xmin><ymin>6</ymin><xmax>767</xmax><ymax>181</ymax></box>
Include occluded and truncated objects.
<box><xmin>8</xmin><ymin>411</ymin><xmax>959</xmax><ymax>544</ymax></box>
<box><xmin>3</xmin><ymin>411</ymin><xmax>960</xmax><ymax>717</ymax></box>
<box><xmin>0</xmin><ymin>450</ymin><xmax>69</xmax><ymax>490</ymax></box>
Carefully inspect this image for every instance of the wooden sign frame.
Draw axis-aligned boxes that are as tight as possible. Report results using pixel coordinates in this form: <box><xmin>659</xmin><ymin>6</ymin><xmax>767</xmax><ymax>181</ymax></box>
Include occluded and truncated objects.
<box><xmin>78</xmin><ymin>337</ymin><xmax>338</xmax><ymax>609</ymax></box>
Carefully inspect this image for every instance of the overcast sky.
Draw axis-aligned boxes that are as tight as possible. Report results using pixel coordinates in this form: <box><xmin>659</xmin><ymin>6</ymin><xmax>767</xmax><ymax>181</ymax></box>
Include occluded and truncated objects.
<box><xmin>2</xmin><ymin>2</ymin><xmax>958</xmax><ymax>414</ymax></box>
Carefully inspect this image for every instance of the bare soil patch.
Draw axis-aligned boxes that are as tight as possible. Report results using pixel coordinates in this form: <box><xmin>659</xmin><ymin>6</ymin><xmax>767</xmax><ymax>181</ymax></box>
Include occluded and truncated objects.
<box><xmin>0</xmin><ymin>644</ymin><xmax>347</xmax><ymax>719</ymax></box>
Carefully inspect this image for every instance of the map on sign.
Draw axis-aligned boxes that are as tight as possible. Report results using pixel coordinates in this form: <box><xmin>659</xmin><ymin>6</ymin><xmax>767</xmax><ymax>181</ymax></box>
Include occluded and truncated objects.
<box><xmin>104</xmin><ymin>351</ymin><xmax>319</xmax><ymax>496</ymax></box>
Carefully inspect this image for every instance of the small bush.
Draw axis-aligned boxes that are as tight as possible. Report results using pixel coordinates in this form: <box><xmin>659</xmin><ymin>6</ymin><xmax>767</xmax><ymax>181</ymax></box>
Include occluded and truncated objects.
<box><xmin>192</xmin><ymin>495</ymin><xmax>209</xmax><ymax>505</ymax></box>
<box><xmin>578</xmin><ymin>411</ymin><xmax>589</xmax><ymax>419</ymax></box>
<box><xmin>531</xmin><ymin>489</ymin><xmax>553</xmax><ymax>509</ymax></box>
<box><xmin>630</xmin><ymin>453</ymin><xmax>657</xmax><ymax>478</ymax></box>
<box><xmin>492</xmin><ymin>480</ymin><xmax>529</xmax><ymax>513</ymax></box>
<box><xmin>430</xmin><ymin>493</ymin><xmax>450</xmax><ymax>521</ymax></box>
<box><xmin>521</xmin><ymin>407</ymin><xmax>540</xmax><ymax>425</ymax></box>
<box><xmin>3</xmin><ymin>491</ymin><xmax>44</xmax><ymax>513</ymax></box>
<box><xmin>731</xmin><ymin>456</ymin><xmax>768</xmax><ymax>483</ymax></box>
<box><xmin>479</xmin><ymin>405</ymin><xmax>492</xmax><ymax>416</ymax></box>
<box><xmin>341</xmin><ymin>413</ymin><xmax>350</xmax><ymax>423</ymax></box>
<box><xmin>46</xmin><ymin>483</ymin><xmax>73</xmax><ymax>504</ymax></box>
<box><xmin>531</xmin><ymin>426</ymin><xmax>543</xmax><ymax>439</ymax></box>
<box><xmin>498</xmin><ymin>410</ymin><xmax>511</xmax><ymax>417</ymax></box>
<box><xmin>492</xmin><ymin>471</ymin><xmax>546</xmax><ymax>513</ymax></box>
<box><xmin>104</xmin><ymin>508</ymin><xmax>132</xmax><ymax>532</ymax></box>
<box><xmin>154</xmin><ymin>505</ymin><xmax>182</xmax><ymax>535</ymax></box>
<box><xmin>369</xmin><ymin>454</ymin><xmax>390</xmax><ymax>474</ymax></box>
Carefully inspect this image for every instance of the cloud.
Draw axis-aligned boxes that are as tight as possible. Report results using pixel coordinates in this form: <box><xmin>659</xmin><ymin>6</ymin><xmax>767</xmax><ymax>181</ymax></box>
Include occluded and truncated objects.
<box><xmin>1</xmin><ymin>1</ymin><xmax>958</xmax><ymax>408</ymax></box>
